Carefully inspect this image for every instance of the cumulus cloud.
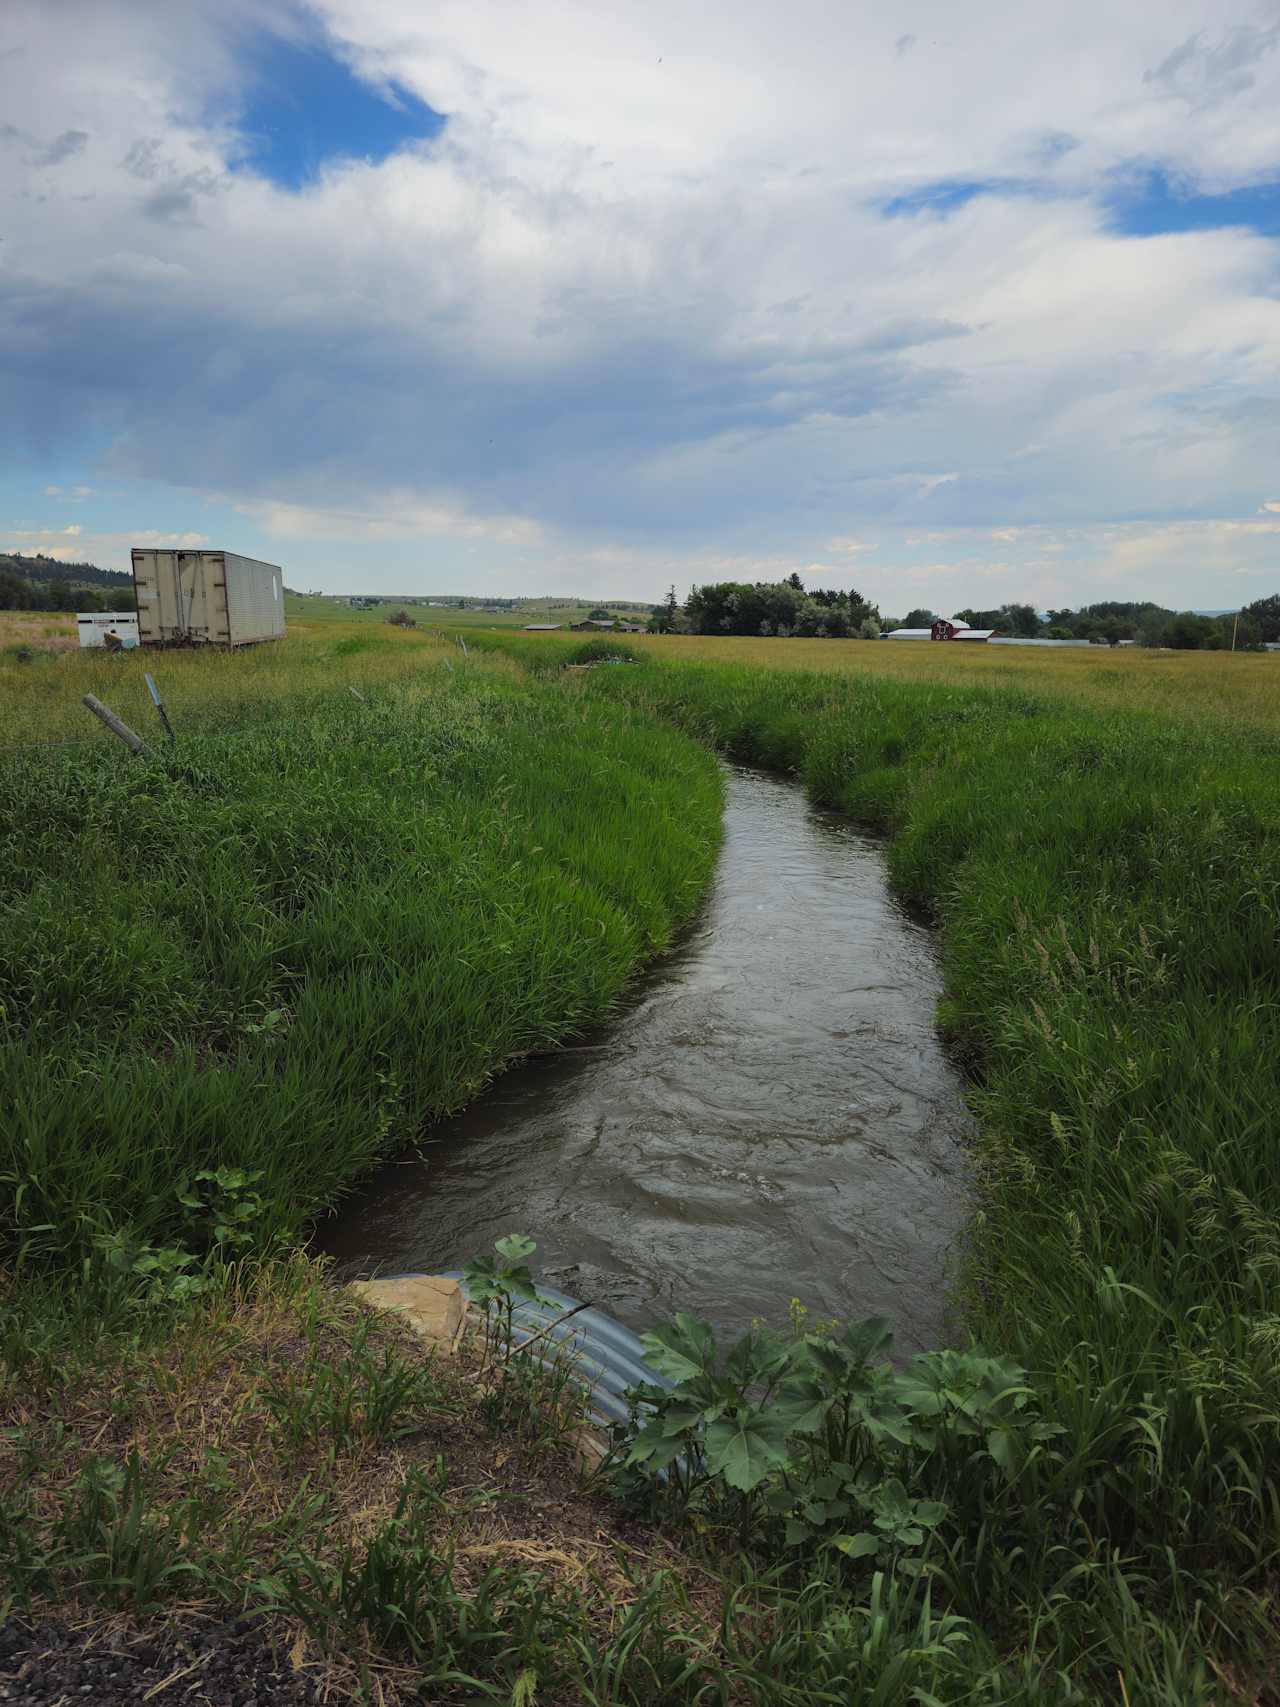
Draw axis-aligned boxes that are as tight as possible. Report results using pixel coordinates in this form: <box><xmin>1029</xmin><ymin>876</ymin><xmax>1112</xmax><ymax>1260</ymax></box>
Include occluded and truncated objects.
<box><xmin>2</xmin><ymin>0</ymin><xmax>1280</xmax><ymax>604</ymax></box>
<box><xmin>232</xmin><ymin>491</ymin><xmax>543</xmax><ymax>545</ymax></box>
<box><xmin>11</xmin><ymin>524</ymin><xmax>82</xmax><ymax>539</ymax></box>
<box><xmin>7</xmin><ymin>525</ymin><xmax>209</xmax><ymax>565</ymax></box>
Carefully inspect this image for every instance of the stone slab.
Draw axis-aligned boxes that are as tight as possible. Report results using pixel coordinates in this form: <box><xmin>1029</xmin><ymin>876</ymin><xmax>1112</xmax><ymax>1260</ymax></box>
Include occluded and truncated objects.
<box><xmin>349</xmin><ymin>1274</ymin><xmax>466</xmax><ymax>1351</ymax></box>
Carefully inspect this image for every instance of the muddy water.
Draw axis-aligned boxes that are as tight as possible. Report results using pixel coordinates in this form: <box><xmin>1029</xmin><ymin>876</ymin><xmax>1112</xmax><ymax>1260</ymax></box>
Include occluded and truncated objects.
<box><xmin>320</xmin><ymin>768</ymin><xmax>969</xmax><ymax>1351</ymax></box>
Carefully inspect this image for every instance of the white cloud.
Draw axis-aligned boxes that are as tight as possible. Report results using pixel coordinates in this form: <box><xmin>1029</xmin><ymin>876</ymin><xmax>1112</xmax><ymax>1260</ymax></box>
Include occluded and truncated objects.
<box><xmin>2</xmin><ymin>0</ymin><xmax>1280</xmax><ymax>606</ymax></box>
<box><xmin>232</xmin><ymin>492</ymin><xmax>543</xmax><ymax>546</ymax></box>
<box><xmin>7</xmin><ymin>525</ymin><xmax>209</xmax><ymax>566</ymax></box>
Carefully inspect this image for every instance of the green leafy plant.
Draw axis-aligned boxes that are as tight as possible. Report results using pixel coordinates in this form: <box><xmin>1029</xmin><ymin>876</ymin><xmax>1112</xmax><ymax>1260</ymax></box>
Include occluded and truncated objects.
<box><xmin>176</xmin><ymin>1167</ymin><xmax>265</xmax><ymax>1253</ymax></box>
<box><xmin>462</xmin><ymin>1231</ymin><xmax>540</xmax><ymax>1399</ymax></box>
<box><xmin>242</xmin><ymin>1005</ymin><xmax>289</xmax><ymax>1036</ymax></box>
<box><xmin>94</xmin><ymin>1228</ymin><xmax>213</xmax><ymax>1306</ymax></box>
<box><xmin>461</xmin><ymin>1234</ymin><xmax>586</xmax><ymax>1445</ymax></box>
<box><xmin>829</xmin><ymin>1477</ymin><xmax>949</xmax><ymax>1570</ymax></box>
<box><xmin>618</xmin><ymin>1306</ymin><xmax>1054</xmax><ymax>1573</ymax></box>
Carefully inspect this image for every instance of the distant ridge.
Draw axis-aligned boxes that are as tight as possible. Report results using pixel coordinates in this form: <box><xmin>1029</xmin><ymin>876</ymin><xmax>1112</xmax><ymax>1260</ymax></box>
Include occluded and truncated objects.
<box><xmin>0</xmin><ymin>551</ymin><xmax>132</xmax><ymax>590</ymax></box>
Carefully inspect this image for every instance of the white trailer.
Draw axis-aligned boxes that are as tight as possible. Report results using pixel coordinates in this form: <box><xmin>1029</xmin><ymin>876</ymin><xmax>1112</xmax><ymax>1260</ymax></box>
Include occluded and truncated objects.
<box><xmin>131</xmin><ymin>548</ymin><xmax>286</xmax><ymax>647</ymax></box>
<box><xmin>77</xmin><ymin>611</ymin><xmax>140</xmax><ymax>649</ymax></box>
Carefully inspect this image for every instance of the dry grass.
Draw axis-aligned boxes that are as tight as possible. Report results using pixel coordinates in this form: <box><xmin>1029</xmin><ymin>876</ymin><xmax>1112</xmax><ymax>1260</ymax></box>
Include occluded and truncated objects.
<box><xmin>0</xmin><ymin>609</ymin><xmax>76</xmax><ymax>652</ymax></box>
<box><xmin>0</xmin><ymin>1259</ymin><xmax>713</xmax><ymax>1703</ymax></box>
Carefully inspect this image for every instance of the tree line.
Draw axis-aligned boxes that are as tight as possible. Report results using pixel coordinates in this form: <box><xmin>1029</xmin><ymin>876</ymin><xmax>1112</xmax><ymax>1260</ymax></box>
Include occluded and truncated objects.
<box><xmin>0</xmin><ymin>552</ymin><xmax>136</xmax><ymax>613</ymax></box>
<box><xmin>650</xmin><ymin>582</ymin><xmax>1280</xmax><ymax>649</ymax></box>
<box><xmin>650</xmin><ymin>574</ymin><xmax>881</xmax><ymax>638</ymax></box>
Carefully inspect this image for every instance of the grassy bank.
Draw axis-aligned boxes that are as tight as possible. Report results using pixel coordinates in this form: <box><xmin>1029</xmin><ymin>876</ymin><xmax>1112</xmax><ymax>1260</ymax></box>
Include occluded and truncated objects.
<box><xmin>0</xmin><ymin>635</ymin><xmax>721</xmax><ymax>1299</ymax></box>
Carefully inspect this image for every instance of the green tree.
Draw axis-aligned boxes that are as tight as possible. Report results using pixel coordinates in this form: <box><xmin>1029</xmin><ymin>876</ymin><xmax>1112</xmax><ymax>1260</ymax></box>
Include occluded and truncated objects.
<box><xmin>0</xmin><ymin>570</ymin><xmax>33</xmax><ymax>610</ymax></box>
<box><xmin>648</xmin><ymin>585</ymin><xmax>682</xmax><ymax>633</ymax></box>
<box><xmin>999</xmin><ymin>603</ymin><xmax>1041</xmax><ymax>638</ymax></box>
<box><xmin>1164</xmin><ymin>612</ymin><xmax>1218</xmax><ymax>650</ymax></box>
<box><xmin>902</xmin><ymin>608</ymin><xmax>936</xmax><ymax>628</ymax></box>
<box><xmin>1243</xmin><ymin>593</ymin><xmax>1280</xmax><ymax>643</ymax></box>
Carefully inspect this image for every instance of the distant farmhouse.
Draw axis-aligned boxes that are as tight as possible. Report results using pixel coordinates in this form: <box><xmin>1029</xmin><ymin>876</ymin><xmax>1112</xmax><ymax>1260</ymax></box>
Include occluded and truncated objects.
<box><xmin>888</xmin><ymin>617</ymin><xmax>996</xmax><ymax>642</ymax></box>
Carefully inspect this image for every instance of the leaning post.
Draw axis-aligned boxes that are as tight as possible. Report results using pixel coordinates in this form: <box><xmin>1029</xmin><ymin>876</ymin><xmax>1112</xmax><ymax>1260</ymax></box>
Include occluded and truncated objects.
<box><xmin>82</xmin><ymin>694</ymin><xmax>153</xmax><ymax>758</ymax></box>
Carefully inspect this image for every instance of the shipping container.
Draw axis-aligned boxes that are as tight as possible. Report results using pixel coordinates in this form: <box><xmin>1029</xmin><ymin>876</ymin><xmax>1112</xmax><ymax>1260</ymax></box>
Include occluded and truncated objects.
<box><xmin>131</xmin><ymin>549</ymin><xmax>286</xmax><ymax>647</ymax></box>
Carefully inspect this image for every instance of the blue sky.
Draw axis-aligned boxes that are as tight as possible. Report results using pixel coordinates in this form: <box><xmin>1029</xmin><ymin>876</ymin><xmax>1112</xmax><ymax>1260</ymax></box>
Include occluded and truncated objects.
<box><xmin>1107</xmin><ymin>168</ymin><xmax>1280</xmax><ymax>235</ymax></box>
<box><xmin>3</xmin><ymin>1</ymin><xmax>1280</xmax><ymax>607</ymax></box>
<box><xmin>232</xmin><ymin>31</ymin><xmax>444</xmax><ymax>190</ymax></box>
<box><xmin>884</xmin><ymin>170</ymin><xmax>1280</xmax><ymax>238</ymax></box>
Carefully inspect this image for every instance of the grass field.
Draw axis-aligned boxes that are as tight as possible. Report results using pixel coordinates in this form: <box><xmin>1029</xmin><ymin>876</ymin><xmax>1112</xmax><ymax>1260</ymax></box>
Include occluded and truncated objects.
<box><xmin>3</xmin><ymin>616</ymin><xmax>484</xmax><ymax>748</ymax></box>
<box><xmin>6</xmin><ymin>617</ymin><xmax>1280</xmax><ymax>1700</ymax></box>
<box><xmin>474</xmin><ymin>624</ymin><xmax>1280</xmax><ymax>739</ymax></box>
<box><xmin>283</xmin><ymin>592</ymin><xmax>653</xmax><ymax>629</ymax></box>
<box><xmin>0</xmin><ymin>609</ymin><xmax>77</xmax><ymax>654</ymax></box>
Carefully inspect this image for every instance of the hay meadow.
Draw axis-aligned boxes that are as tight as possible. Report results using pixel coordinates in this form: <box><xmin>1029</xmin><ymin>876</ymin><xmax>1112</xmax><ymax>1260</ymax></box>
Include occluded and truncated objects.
<box><xmin>4</xmin><ymin>613</ymin><xmax>1280</xmax><ymax>1702</ymax></box>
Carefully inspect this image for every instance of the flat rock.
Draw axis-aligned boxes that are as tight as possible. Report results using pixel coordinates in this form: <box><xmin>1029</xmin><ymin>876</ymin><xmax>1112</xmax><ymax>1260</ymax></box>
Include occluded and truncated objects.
<box><xmin>349</xmin><ymin>1274</ymin><xmax>466</xmax><ymax>1351</ymax></box>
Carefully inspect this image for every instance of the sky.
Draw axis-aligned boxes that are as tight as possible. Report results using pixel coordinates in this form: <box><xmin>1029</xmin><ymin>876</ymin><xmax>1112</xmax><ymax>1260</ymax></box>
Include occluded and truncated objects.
<box><xmin>3</xmin><ymin>1</ymin><xmax>1280</xmax><ymax>610</ymax></box>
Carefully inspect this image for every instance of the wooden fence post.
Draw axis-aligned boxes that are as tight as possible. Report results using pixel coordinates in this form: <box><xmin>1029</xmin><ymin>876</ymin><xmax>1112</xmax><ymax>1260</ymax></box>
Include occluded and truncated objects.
<box><xmin>82</xmin><ymin>695</ymin><xmax>153</xmax><ymax>757</ymax></box>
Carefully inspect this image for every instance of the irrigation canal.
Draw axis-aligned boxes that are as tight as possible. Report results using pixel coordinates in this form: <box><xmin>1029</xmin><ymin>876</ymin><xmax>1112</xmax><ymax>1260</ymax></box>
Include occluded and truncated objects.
<box><xmin>320</xmin><ymin>768</ymin><xmax>969</xmax><ymax>1351</ymax></box>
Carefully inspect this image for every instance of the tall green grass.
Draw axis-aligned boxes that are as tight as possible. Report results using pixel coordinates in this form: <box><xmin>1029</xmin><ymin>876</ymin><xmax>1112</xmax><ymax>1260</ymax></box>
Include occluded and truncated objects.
<box><xmin>0</xmin><ymin>663</ymin><xmax>721</xmax><ymax>1268</ymax></box>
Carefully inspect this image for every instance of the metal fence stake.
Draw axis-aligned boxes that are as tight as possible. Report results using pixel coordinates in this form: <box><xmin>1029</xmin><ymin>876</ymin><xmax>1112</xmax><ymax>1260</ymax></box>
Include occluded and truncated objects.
<box><xmin>144</xmin><ymin>673</ymin><xmax>176</xmax><ymax>742</ymax></box>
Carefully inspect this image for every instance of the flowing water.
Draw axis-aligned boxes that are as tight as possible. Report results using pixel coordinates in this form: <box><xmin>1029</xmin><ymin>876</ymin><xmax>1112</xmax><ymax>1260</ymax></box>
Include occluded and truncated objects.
<box><xmin>320</xmin><ymin>768</ymin><xmax>969</xmax><ymax>1351</ymax></box>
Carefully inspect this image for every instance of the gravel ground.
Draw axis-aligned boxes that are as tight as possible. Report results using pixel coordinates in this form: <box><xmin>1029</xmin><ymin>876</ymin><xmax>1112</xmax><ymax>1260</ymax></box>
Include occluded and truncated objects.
<box><xmin>0</xmin><ymin>1618</ymin><xmax>325</xmax><ymax>1707</ymax></box>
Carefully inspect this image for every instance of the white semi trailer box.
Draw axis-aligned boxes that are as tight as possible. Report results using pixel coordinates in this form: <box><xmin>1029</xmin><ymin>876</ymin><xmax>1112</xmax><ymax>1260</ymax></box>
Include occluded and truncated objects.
<box><xmin>77</xmin><ymin>611</ymin><xmax>140</xmax><ymax>649</ymax></box>
<box><xmin>131</xmin><ymin>549</ymin><xmax>286</xmax><ymax>647</ymax></box>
